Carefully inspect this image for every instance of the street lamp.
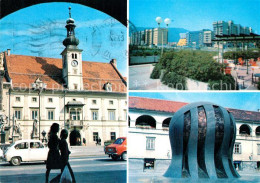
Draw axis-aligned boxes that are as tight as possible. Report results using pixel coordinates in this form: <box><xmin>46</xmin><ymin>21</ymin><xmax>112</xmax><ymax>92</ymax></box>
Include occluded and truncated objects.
<box><xmin>32</xmin><ymin>78</ymin><xmax>46</xmax><ymax>140</ymax></box>
<box><xmin>156</xmin><ymin>17</ymin><xmax>171</xmax><ymax>57</ymax></box>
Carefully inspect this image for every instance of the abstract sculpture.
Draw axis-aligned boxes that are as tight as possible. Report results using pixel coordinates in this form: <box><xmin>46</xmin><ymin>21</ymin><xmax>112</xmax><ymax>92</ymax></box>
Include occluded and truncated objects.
<box><xmin>164</xmin><ymin>102</ymin><xmax>240</xmax><ymax>179</ymax></box>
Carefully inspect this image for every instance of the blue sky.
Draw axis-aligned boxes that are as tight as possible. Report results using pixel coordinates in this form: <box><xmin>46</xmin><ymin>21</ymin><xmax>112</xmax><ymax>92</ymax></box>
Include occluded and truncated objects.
<box><xmin>130</xmin><ymin>0</ymin><xmax>260</xmax><ymax>33</ymax></box>
<box><xmin>129</xmin><ymin>92</ymin><xmax>260</xmax><ymax>112</ymax></box>
<box><xmin>0</xmin><ymin>2</ymin><xmax>127</xmax><ymax>75</ymax></box>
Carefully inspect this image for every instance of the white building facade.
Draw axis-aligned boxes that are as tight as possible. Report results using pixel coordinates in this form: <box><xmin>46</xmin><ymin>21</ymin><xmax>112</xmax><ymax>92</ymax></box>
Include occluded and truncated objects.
<box><xmin>128</xmin><ymin>97</ymin><xmax>260</xmax><ymax>172</ymax></box>
<box><xmin>0</xmin><ymin>11</ymin><xmax>127</xmax><ymax>146</ymax></box>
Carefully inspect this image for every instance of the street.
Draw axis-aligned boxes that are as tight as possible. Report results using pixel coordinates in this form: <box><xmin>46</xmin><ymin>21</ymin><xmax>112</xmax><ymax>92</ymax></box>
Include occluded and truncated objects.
<box><xmin>0</xmin><ymin>155</ymin><xmax>126</xmax><ymax>183</ymax></box>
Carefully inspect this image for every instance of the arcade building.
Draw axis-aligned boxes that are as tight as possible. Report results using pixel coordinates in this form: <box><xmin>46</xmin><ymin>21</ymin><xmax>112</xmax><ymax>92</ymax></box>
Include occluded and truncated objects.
<box><xmin>128</xmin><ymin>97</ymin><xmax>260</xmax><ymax>172</ymax></box>
<box><xmin>0</xmin><ymin>9</ymin><xmax>127</xmax><ymax>146</ymax></box>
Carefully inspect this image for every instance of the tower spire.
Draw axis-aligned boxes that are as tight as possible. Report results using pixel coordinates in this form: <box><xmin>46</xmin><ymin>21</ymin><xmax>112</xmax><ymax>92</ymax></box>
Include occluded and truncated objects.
<box><xmin>63</xmin><ymin>7</ymin><xmax>79</xmax><ymax>48</ymax></box>
<box><xmin>69</xmin><ymin>7</ymin><xmax>71</xmax><ymax>18</ymax></box>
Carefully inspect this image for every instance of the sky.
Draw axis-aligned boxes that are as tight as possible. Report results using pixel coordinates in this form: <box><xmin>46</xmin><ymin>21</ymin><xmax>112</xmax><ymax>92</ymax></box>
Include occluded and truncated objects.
<box><xmin>130</xmin><ymin>0</ymin><xmax>260</xmax><ymax>33</ymax></box>
<box><xmin>129</xmin><ymin>92</ymin><xmax>260</xmax><ymax>112</ymax></box>
<box><xmin>0</xmin><ymin>2</ymin><xmax>127</xmax><ymax>75</ymax></box>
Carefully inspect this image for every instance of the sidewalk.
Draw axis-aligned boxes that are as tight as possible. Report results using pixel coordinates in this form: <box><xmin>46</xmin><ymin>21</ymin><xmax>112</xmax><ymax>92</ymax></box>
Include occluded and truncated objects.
<box><xmin>69</xmin><ymin>145</ymin><xmax>105</xmax><ymax>157</ymax></box>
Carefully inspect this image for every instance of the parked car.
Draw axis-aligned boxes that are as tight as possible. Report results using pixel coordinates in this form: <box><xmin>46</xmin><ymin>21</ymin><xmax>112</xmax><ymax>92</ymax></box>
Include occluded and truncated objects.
<box><xmin>3</xmin><ymin>139</ymin><xmax>48</xmax><ymax>166</ymax></box>
<box><xmin>105</xmin><ymin>137</ymin><xmax>127</xmax><ymax>161</ymax></box>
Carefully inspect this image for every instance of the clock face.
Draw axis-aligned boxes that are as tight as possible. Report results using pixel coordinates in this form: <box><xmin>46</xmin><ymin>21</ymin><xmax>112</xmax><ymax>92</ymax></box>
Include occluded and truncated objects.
<box><xmin>71</xmin><ymin>60</ymin><xmax>78</xmax><ymax>67</ymax></box>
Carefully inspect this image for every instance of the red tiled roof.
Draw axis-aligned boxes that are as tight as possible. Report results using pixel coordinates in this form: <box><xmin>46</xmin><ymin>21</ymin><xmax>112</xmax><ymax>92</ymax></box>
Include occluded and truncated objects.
<box><xmin>129</xmin><ymin>96</ymin><xmax>188</xmax><ymax>113</ymax></box>
<box><xmin>5</xmin><ymin>54</ymin><xmax>126</xmax><ymax>93</ymax></box>
<box><xmin>129</xmin><ymin>97</ymin><xmax>260</xmax><ymax>122</ymax></box>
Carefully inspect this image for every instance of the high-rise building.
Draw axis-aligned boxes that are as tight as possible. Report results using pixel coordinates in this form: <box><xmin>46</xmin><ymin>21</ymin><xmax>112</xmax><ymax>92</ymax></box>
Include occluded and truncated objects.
<box><xmin>186</xmin><ymin>31</ymin><xmax>201</xmax><ymax>47</ymax></box>
<box><xmin>213</xmin><ymin>20</ymin><xmax>253</xmax><ymax>36</ymax></box>
<box><xmin>144</xmin><ymin>29</ymin><xmax>153</xmax><ymax>46</ymax></box>
<box><xmin>213</xmin><ymin>21</ymin><xmax>229</xmax><ymax>36</ymax></box>
<box><xmin>153</xmin><ymin>28</ymin><xmax>168</xmax><ymax>46</ymax></box>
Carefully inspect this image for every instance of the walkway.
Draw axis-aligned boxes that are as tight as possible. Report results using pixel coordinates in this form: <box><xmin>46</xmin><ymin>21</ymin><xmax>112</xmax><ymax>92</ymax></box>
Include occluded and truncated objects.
<box><xmin>129</xmin><ymin>64</ymin><xmax>175</xmax><ymax>90</ymax></box>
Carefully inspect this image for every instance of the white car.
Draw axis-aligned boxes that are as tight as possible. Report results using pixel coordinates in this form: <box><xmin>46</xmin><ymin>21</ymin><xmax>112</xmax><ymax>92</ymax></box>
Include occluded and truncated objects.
<box><xmin>3</xmin><ymin>139</ymin><xmax>48</xmax><ymax>166</ymax></box>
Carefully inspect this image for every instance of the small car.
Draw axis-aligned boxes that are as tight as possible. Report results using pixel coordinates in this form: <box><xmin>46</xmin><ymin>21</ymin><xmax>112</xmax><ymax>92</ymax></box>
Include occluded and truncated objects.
<box><xmin>3</xmin><ymin>139</ymin><xmax>48</xmax><ymax>166</ymax></box>
<box><xmin>105</xmin><ymin>137</ymin><xmax>127</xmax><ymax>161</ymax></box>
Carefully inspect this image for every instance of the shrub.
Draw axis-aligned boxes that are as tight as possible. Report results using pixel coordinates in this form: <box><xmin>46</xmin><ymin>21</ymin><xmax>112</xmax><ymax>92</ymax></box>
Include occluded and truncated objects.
<box><xmin>161</xmin><ymin>71</ymin><xmax>186</xmax><ymax>90</ymax></box>
<box><xmin>209</xmin><ymin>74</ymin><xmax>236</xmax><ymax>90</ymax></box>
<box><xmin>150</xmin><ymin>64</ymin><xmax>162</xmax><ymax>79</ymax></box>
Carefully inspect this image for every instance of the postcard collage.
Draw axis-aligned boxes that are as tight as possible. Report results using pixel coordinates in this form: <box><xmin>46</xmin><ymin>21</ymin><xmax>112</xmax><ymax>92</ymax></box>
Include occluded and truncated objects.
<box><xmin>0</xmin><ymin>0</ymin><xmax>260</xmax><ymax>183</ymax></box>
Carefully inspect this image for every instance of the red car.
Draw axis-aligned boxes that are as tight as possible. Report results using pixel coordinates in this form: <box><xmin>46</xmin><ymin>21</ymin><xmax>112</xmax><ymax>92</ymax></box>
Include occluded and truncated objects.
<box><xmin>105</xmin><ymin>137</ymin><xmax>127</xmax><ymax>160</ymax></box>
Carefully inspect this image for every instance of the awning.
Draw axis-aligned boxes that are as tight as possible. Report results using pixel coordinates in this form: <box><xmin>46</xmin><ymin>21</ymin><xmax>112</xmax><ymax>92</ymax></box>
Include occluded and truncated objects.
<box><xmin>65</xmin><ymin>101</ymin><xmax>85</xmax><ymax>107</ymax></box>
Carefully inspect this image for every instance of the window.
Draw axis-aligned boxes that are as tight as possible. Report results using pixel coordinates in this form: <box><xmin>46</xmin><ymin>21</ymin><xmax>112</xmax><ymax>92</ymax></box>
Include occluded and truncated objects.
<box><xmin>70</xmin><ymin>109</ymin><xmax>80</xmax><ymax>120</ymax></box>
<box><xmin>15</xmin><ymin>97</ymin><xmax>21</xmax><ymax>102</ymax></box>
<box><xmin>108</xmin><ymin>110</ymin><xmax>116</xmax><ymax>121</ymax></box>
<box><xmin>75</xmin><ymin>54</ymin><xmax>77</xmax><ymax>59</ymax></box>
<box><xmin>92</xmin><ymin>100</ymin><xmax>97</xmax><ymax>105</ymax></box>
<box><xmin>234</xmin><ymin>143</ymin><xmax>241</xmax><ymax>154</ymax></box>
<box><xmin>93</xmin><ymin>132</ymin><xmax>99</xmax><ymax>141</ymax></box>
<box><xmin>109</xmin><ymin>100</ymin><xmax>113</xmax><ymax>105</ymax></box>
<box><xmin>146</xmin><ymin>137</ymin><xmax>155</xmax><ymax>150</ymax></box>
<box><xmin>15</xmin><ymin>142</ymin><xmax>28</xmax><ymax>150</ymax></box>
<box><xmin>111</xmin><ymin>132</ymin><xmax>116</xmax><ymax>141</ymax></box>
<box><xmin>48</xmin><ymin>110</ymin><xmax>54</xmax><ymax>120</ymax></box>
<box><xmin>92</xmin><ymin>110</ymin><xmax>98</xmax><ymax>120</ymax></box>
<box><xmin>74</xmin><ymin>84</ymin><xmax>78</xmax><ymax>90</ymax></box>
<box><xmin>30</xmin><ymin>142</ymin><xmax>44</xmax><ymax>149</ymax></box>
<box><xmin>72</xmin><ymin>53</ymin><xmax>74</xmax><ymax>59</ymax></box>
<box><xmin>32</xmin><ymin>97</ymin><xmax>37</xmax><ymax>102</ymax></box>
<box><xmin>48</xmin><ymin>98</ymin><xmax>53</xmax><ymax>103</ymax></box>
<box><xmin>258</xmin><ymin>144</ymin><xmax>260</xmax><ymax>155</ymax></box>
<box><xmin>31</xmin><ymin>110</ymin><xmax>38</xmax><ymax>120</ymax></box>
<box><xmin>73</xmin><ymin>69</ymin><xmax>77</xmax><ymax>74</ymax></box>
<box><xmin>14</xmin><ymin>109</ymin><xmax>22</xmax><ymax>120</ymax></box>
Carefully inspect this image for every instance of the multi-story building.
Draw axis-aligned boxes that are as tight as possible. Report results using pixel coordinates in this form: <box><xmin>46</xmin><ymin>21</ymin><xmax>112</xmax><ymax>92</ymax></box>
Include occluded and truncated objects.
<box><xmin>213</xmin><ymin>20</ymin><xmax>253</xmax><ymax>36</ymax></box>
<box><xmin>213</xmin><ymin>21</ymin><xmax>229</xmax><ymax>36</ymax></box>
<box><xmin>186</xmin><ymin>31</ymin><xmax>201</xmax><ymax>47</ymax></box>
<box><xmin>144</xmin><ymin>29</ymin><xmax>153</xmax><ymax>46</ymax></box>
<box><xmin>0</xmin><ymin>11</ymin><xmax>127</xmax><ymax>146</ymax></box>
<box><xmin>128</xmin><ymin>97</ymin><xmax>260</xmax><ymax>172</ymax></box>
<box><xmin>202</xmin><ymin>30</ymin><xmax>214</xmax><ymax>47</ymax></box>
<box><xmin>153</xmin><ymin>28</ymin><xmax>168</xmax><ymax>46</ymax></box>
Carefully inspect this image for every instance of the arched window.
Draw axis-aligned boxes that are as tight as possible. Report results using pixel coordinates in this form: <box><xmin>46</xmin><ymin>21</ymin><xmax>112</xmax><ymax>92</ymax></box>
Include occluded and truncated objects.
<box><xmin>135</xmin><ymin>115</ymin><xmax>156</xmax><ymax>129</ymax></box>
<box><xmin>162</xmin><ymin>117</ymin><xmax>172</xmax><ymax>128</ymax></box>
<box><xmin>239</xmin><ymin>124</ymin><xmax>251</xmax><ymax>135</ymax></box>
<box><xmin>75</xmin><ymin>53</ymin><xmax>77</xmax><ymax>59</ymax></box>
<box><xmin>256</xmin><ymin>126</ymin><xmax>260</xmax><ymax>136</ymax></box>
<box><xmin>72</xmin><ymin>53</ymin><xmax>74</xmax><ymax>59</ymax></box>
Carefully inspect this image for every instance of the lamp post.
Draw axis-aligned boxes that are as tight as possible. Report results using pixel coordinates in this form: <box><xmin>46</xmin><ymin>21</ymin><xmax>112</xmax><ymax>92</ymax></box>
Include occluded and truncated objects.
<box><xmin>156</xmin><ymin>17</ymin><xmax>171</xmax><ymax>57</ymax></box>
<box><xmin>32</xmin><ymin>78</ymin><xmax>46</xmax><ymax>140</ymax></box>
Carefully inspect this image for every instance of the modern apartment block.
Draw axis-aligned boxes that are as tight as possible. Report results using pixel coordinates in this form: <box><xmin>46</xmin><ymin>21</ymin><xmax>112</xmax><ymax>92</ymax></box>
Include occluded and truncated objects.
<box><xmin>213</xmin><ymin>20</ymin><xmax>253</xmax><ymax>36</ymax></box>
<box><xmin>130</xmin><ymin>28</ymin><xmax>168</xmax><ymax>46</ymax></box>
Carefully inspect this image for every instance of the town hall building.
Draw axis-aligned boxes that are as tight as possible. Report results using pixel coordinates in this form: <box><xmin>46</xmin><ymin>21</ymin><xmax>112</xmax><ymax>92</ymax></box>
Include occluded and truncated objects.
<box><xmin>0</xmin><ymin>9</ymin><xmax>127</xmax><ymax>146</ymax></box>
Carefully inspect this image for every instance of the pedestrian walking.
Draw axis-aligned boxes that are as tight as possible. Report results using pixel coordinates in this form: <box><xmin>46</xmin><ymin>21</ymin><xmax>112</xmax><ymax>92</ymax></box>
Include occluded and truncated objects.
<box><xmin>46</xmin><ymin>123</ymin><xmax>61</xmax><ymax>183</ymax></box>
<box><xmin>83</xmin><ymin>138</ymin><xmax>86</xmax><ymax>146</ymax></box>
<box><xmin>59</xmin><ymin>129</ymin><xmax>76</xmax><ymax>183</ymax></box>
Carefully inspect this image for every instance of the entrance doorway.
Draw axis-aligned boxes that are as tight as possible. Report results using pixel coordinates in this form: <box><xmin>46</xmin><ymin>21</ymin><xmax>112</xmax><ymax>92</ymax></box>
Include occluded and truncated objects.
<box><xmin>69</xmin><ymin>129</ymin><xmax>81</xmax><ymax>146</ymax></box>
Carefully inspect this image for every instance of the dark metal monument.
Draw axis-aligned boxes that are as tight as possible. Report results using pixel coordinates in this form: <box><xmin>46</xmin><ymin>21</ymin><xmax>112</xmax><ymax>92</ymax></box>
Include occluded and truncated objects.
<box><xmin>164</xmin><ymin>102</ymin><xmax>240</xmax><ymax>179</ymax></box>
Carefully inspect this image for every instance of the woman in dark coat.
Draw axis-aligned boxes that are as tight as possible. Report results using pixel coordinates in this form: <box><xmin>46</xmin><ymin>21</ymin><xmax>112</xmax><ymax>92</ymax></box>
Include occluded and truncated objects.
<box><xmin>59</xmin><ymin>129</ymin><xmax>76</xmax><ymax>183</ymax></box>
<box><xmin>46</xmin><ymin>123</ymin><xmax>60</xmax><ymax>183</ymax></box>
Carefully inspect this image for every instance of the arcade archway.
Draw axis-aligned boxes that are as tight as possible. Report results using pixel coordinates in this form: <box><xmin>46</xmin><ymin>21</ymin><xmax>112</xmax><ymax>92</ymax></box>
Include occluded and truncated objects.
<box><xmin>69</xmin><ymin>129</ymin><xmax>81</xmax><ymax>146</ymax></box>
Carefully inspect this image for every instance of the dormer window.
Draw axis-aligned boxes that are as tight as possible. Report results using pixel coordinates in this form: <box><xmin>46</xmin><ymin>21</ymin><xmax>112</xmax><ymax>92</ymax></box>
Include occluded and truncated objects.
<box><xmin>104</xmin><ymin>82</ymin><xmax>112</xmax><ymax>92</ymax></box>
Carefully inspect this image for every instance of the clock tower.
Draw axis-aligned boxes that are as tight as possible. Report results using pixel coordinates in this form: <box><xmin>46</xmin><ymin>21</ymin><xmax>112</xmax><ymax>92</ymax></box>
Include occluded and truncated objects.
<box><xmin>61</xmin><ymin>7</ymin><xmax>83</xmax><ymax>90</ymax></box>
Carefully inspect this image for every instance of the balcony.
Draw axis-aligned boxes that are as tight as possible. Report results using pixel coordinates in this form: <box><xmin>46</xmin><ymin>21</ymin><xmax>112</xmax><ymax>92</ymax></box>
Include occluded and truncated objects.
<box><xmin>66</xmin><ymin>120</ymin><xmax>83</xmax><ymax>129</ymax></box>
